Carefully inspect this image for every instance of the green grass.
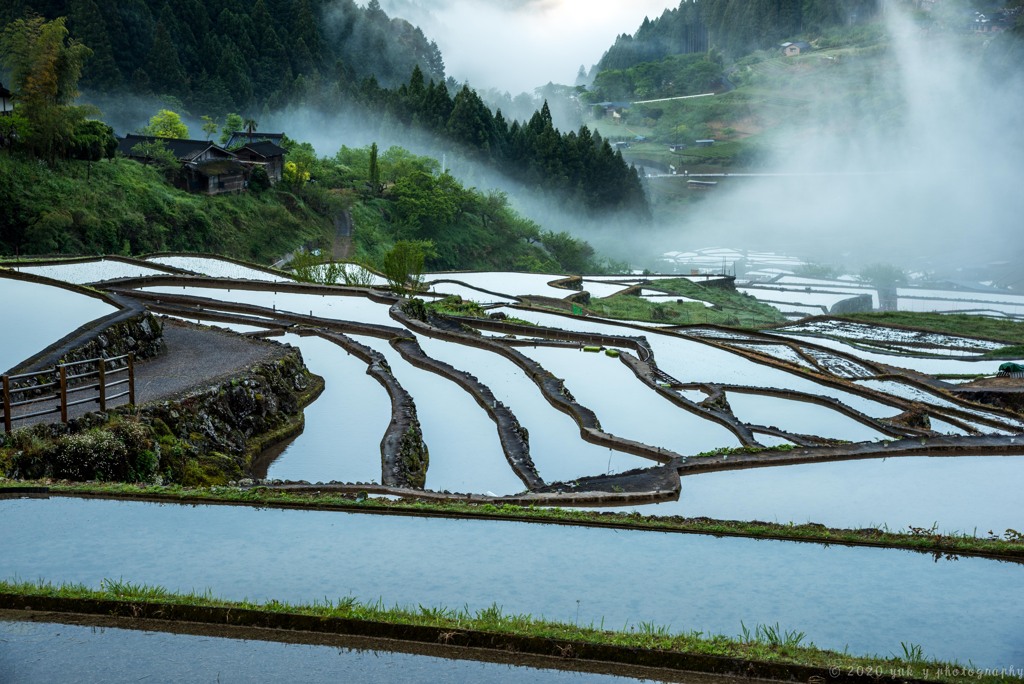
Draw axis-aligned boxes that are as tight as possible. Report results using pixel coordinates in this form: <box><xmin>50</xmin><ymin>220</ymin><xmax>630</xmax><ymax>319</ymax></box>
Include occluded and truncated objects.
<box><xmin>0</xmin><ymin>154</ymin><xmax>330</xmax><ymax>263</ymax></box>
<box><xmin>838</xmin><ymin>312</ymin><xmax>1024</xmax><ymax>345</ymax></box>
<box><xmin>588</xmin><ymin>278</ymin><xmax>784</xmax><ymax>328</ymax></box>
<box><xmin>0</xmin><ymin>578</ymin><xmax>1016</xmax><ymax>683</ymax></box>
<box><xmin>984</xmin><ymin>345</ymin><xmax>1024</xmax><ymax>359</ymax></box>
<box><xmin>4</xmin><ymin>481</ymin><xmax>1022</xmax><ymax>560</ymax></box>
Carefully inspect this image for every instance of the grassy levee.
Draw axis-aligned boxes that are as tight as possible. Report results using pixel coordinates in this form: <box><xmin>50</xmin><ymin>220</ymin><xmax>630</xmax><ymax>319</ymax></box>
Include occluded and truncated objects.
<box><xmin>0</xmin><ymin>578</ymin><xmax>1017</xmax><ymax>683</ymax></box>
<box><xmin>837</xmin><ymin>313</ymin><xmax>1024</xmax><ymax>346</ymax></box>
<box><xmin>3</xmin><ymin>482</ymin><xmax>1022</xmax><ymax>562</ymax></box>
<box><xmin>589</xmin><ymin>277</ymin><xmax>785</xmax><ymax>327</ymax></box>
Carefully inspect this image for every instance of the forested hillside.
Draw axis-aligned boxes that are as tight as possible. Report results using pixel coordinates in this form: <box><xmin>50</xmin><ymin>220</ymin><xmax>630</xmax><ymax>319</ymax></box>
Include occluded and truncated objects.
<box><xmin>0</xmin><ymin>0</ymin><xmax>444</xmax><ymax>113</ymax></box>
<box><xmin>596</xmin><ymin>0</ymin><xmax>881</xmax><ymax>73</ymax></box>
<box><xmin>362</xmin><ymin>69</ymin><xmax>648</xmax><ymax>217</ymax></box>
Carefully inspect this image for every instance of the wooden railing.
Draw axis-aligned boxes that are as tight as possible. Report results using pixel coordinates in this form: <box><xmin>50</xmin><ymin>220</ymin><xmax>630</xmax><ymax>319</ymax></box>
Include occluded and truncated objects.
<box><xmin>1</xmin><ymin>353</ymin><xmax>135</xmax><ymax>434</ymax></box>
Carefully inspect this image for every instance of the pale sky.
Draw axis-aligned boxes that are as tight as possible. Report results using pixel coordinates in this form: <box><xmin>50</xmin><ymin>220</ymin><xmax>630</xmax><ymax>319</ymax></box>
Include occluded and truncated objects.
<box><xmin>377</xmin><ymin>0</ymin><xmax>680</xmax><ymax>93</ymax></box>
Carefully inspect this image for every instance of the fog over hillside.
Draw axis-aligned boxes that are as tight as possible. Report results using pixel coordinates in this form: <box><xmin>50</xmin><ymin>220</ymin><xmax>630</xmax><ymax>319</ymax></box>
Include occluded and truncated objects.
<box><xmin>89</xmin><ymin>1</ymin><xmax>1024</xmax><ymax>278</ymax></box>
<box><xmin>648</xmin><ymin>5</ymin><xmax>1024</xmax><ymax>275</ymax></box>
<box><xmin>374</xmin><ymin>0</ymin><xmax>679</xmax><ymax>93</ymax></box>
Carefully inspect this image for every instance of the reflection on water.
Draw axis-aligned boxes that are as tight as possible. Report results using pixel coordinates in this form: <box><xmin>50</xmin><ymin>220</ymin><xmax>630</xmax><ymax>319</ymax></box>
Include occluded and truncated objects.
<box><xmin>648</xmin><ymin>335</ymin><xmax>903</xmax><ymax>418</ymax></box>
<box><xmin>2</xmin><ymin>497</ymin><xmax>1022</xmax><ymax>668</ymax></box>
<box><xmin>259</xmin><ymin>334</ymin><xmax>390</xmax><ymax>484</ymax></box>
<box><xmin>352</xmin><ymin>336</ymin><xmax>525</xmax><ymax>495</ymax></box>
<box><xmin>522</xmin><ymin>346</ymin><xmax>740</xmax><ymax>457</ymax></box>
<box><xmin>0</xmin><ymin>277</ymin><xmax>117</xmax><ymax>372</ymax></box>
<box><xmin>11</xmin><ymin>260</ymin><xmax>170</xmax><ymax>284</ymax></box>
<box><xmin>141</xmin><ymin>286</ymin><xmax>398</xmax><ymax>327</ymax></box>
<box><xmin>612</xmin><ymin>456</ymin><xmax>1024</xmax><ymax>534</ymax></box>
<box><xmin>0</xmin><ymin>620</ymin><xmax>648</xmax><ymax>684</ymax></box>
<box><xmin>725</xmin><ymin>391</ymin><xmax>888</xmax><ymax>442</ymax></box>
<box><xmin>416</xmin><ymin>337</ymin><xmax>651</xmax><ymax>483</ymax></box>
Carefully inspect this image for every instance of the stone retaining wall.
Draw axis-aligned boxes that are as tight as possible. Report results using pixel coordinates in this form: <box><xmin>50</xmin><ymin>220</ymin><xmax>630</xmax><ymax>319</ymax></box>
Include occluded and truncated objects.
<box><xmin>315</xmin><ymin>332</ymin><xmax>427</xmax><ymax>489</ymax></box>
<box><xmin>392</xmin><ymin>304</ymin><xmax>681</xmax><ymax>468</ymax></box>
<box><xmin>390</xmin><ymin>336</ymin><xmax>542</xmax><ymax>490</ymax></box>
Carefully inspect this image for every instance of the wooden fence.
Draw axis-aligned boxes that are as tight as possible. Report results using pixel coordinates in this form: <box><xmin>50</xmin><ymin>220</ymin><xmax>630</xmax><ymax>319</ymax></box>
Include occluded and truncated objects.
<box><xmin>1</xmin><ymin>353</ymin><xmax>135</xmax><ymax>434</ymax></box>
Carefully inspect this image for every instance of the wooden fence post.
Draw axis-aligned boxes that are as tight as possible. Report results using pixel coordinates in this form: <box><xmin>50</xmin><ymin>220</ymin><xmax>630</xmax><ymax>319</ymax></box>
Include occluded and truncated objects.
<box><xmin>2</xmin><ymin>375</ymin><xmax>11</xmax><ymax>435</ymax></box>
<box><xmin>128</xmin><ymin>353</ymin><xmax>136</xmax><ymax>406</ymax></box>
<box><xmin>59</xmin><ymin>365</ymin><xmax>68</xmax><ymax>423</ymax></box>
<box><xmin>98</xmin><ymin>358</ymin><xmax>106</xmax><ymax>412</ymax></box>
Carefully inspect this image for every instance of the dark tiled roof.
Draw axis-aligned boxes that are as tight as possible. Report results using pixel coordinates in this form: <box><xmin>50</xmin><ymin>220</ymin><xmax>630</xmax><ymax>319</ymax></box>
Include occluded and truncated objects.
<box><xmin>193</xmin><ymin>159</ymin><xmax>246</xmax><ymax>176</ymax></box>
<box><xmin>235</xmin><ymin>140</ymin><xmax>287</xmax><ymax>158</ymax></box>
<box><xmin>225</xmin><ymin>131</ymin><xmax>285</xmax><ymax>148</ymax></box>
<box><xmin>118</xmin><ymin>134</ymin><xmax>234</xmax><ymax>162</ymax></box>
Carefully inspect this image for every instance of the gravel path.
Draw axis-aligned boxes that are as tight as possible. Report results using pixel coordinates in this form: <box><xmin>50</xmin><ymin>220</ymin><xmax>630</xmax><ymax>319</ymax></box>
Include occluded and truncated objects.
<box><xmin>135</xmin><ymin>319</ymin><xmax>288</xmax><ymax>403</ymax></box>
<box><xmin>7</xmin><ymin>319</ymin><xmax>290</xmax><ymax>429</ymax></box>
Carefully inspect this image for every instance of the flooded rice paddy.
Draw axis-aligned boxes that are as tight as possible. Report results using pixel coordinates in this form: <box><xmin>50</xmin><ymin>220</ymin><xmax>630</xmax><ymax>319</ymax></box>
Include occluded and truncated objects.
<box><xmin>619</xmin><ymin>456</ymin><xmax>1024</xmax><ymax>534</ymax></box>
<box><xmin>0</xmin><ymin>618</ymin><xmax>658</xmax><ymax>683</ymax></box>
<box><xmin>416</xmin><ymin>338</ymin><xmax>651</xmax><ymax>483</ymax></box>
<box><xmin>6</xmin><ymin>258</ymin><xmax>1024</xmax><ymax>673</ymax></box>
<box><xmin>256</xmin><ymin>334</ymin><xmax>391</xmax><ymax>484</ymax></box>
<box><xmin>145</xmin><ymin>255</ymin><xmax>293</xmax><ymax>282</ymax></box>
<box><xmin>0</xmin><ymin>276</ymin><xmax>117</xmax><ymax>372</ymax></box>
<box><xmin>3</xmin><ymin>497</ymin><xmax>1023</xmax><ymax>669</ymax></box>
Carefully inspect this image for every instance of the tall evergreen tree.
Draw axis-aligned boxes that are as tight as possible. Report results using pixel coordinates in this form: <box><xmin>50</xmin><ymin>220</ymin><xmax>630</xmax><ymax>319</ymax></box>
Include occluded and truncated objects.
<box><xmin>146</xmin><ymin>19</ymin><xmax>187</xmax><ymax>96</ymax></box>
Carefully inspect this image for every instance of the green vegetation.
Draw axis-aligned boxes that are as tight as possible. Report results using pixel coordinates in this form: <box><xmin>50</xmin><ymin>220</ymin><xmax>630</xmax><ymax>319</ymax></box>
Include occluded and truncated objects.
<box><xmin>1</xmin><ymin>578</ymin><xmax>1014</xmax><ymax>684</ymax></box>
<box><xmin>381</xmin><ymin>240</ymin><xmax>431</xmax><ymax>294</ymax></box>
<box><xmin>0</xmin><ymin>0</ymin><xmax>444</xmax><ymax>109</ymax></box>
<box><xmin>595</xmin><ymin>0</ymin><xmax>882</xmax><ymax>73</ymax></box>
<box><xmin>987</xmin><ymin>345</ymin><xmax>1024</xmax><ymax>360</ymax></box>
<box><xmin>319</xmin><ymin>145</ymin><xmax>610</xmax><ymax>273</ymax></box>
<box><xmin>425</xmin><ymin>295</ymin><xmax>487</xmax><ymax>319</ymax></box>
<box><xmin>0</xmin><ymin>137</ymin><xmax>608</xmax><ymax>273</ymax></box>
<box><xmin>838</xmin><ymin>312</ymin><xmax>1024</xmax><ymax>346</ymax></box>
<box><xmin>361</xmin><ymin>79</ymin><xmax>648</xmax><ymax>217</ymax></box>
<box><xmin>2</xmin><ymin>6</ymin><xmax>649</xmax><ymax>220</ymax></box>
<box><xmin>141</xmin><ymin>109</ymin><xmax>188</xmax><ymax>139</ymax></box>
<box><xmin>588</xmin><ymin>278</ymin><xmax>785</xmax><ymax>327</ymax></box>
<box><xmin>0</xmin><ymin>417</ymin><xmax>157</xmax><ymax>483</ymax></box>
<box><xmin>587</xmin><ymin>53</ymin><xmax>724</xmax><ymax>103</ymax></box>
<box><xmin>0</xmin><ymin>153</ymin><xmax>327</xmax><ymax>260</ymax></box>
<box><xmin>0</xmin><ymin>15</ymin><xmax>114</xmax><ymax>164</ymax></box>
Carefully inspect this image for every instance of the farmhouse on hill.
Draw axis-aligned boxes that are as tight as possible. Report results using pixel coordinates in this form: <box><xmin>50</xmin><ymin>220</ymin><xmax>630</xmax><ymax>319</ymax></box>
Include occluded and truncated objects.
<box><xmin>118</xmin><ymin>133</ymin><xmax>286</xmax><ymax>195</ymax></box>
<box><xmin>780</xmin><ymin>41</ymin><xmax>812</xmax><ymax>56</ymax></box>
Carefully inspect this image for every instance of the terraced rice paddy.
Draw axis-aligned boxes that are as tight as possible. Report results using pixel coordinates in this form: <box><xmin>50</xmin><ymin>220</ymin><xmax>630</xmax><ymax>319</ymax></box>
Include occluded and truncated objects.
<box><xmin>3</xmin><ymin>256</ymin><xmax>1023</xmax><ymax>677</ymax></box>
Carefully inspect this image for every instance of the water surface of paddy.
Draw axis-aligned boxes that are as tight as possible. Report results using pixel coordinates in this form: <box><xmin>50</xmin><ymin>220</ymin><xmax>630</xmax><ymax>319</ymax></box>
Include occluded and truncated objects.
<box><xmin>3</xmin><ymin>497</ymin><xmax>1021</xmax><ymax>668</ymax></box>
<box><xmin>416</xmin><ymin>338</ymin><xmax>651</xmax><ymax>482</ymax></box>
<box><xmin>353</xmin><ymin>336</ymin><xmax>524</xmax><ymax>495</ymax></box>
<box><xmin>142</xmin><ymin>286</ymin><xmax>397</xmax><ymax>327</ymax></box>
<box><xmin>258</xmin><ymin>334</ymin><xmax>391</xmax><ymax>484</ymax></box>
<box><xmin>523</xmin><ymin>346</ymin><xmax>741</xmax><ymax>456</ymax></box>
<box><xmin>611</xmin><ymin>456</ymin><xmax>1024</xmax><ymax>534</ymax></box>
<box><xmin>0</xmin><ymin>277</ymin><xmax>117</xmax><ymax>372</ymax></box>
<box><xmin>0</xmin><ymin>619</ymin><xmax>651</xmax><ymax>683</ymax></box>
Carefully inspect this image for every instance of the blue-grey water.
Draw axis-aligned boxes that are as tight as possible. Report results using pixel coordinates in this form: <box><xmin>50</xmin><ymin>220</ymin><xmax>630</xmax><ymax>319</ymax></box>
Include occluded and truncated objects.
<box><xmin>605</xmin><ymin>456</ymin><xmax>1024</xmax><ymax>535</ymax></box>
<box><xmin>2</xmin><ymin>497</ymin><xmax>1022</xmax><ymax>669</ymax></box>
<box><xmin>352</xmin><ymin>335</ymin><xmax>525</xmax><ymax>495</ymax></box>
<box><xmin>263</xmin><ymin>334</ymin><xmax>390</xmax><ymax>484</ymax></box>
<box><xmin>0</xmin><ymin>277</ymin><xmax>116</xmax><ymax>372</ymax></box>
<box><xmin>0</xmin><ymin>620</ymin><xmax>654</xmax><ymax>684</ymax></box>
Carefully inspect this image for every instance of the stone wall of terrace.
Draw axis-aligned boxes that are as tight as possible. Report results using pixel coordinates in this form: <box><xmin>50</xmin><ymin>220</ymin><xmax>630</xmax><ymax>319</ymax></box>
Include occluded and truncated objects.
<box><xmin>3</xmin><ymin>269</ymin><xmax>165</xmax><ymax>379</ymax></box>
<box><xmin>315</xmin><ymin>332</ymin><xmax>428</xmax><ymax>489</ymax></box>
<box><xmin>391</xmin><ymin>303</ymin><xmax>681</xmax><ymax>468</ymax></box>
